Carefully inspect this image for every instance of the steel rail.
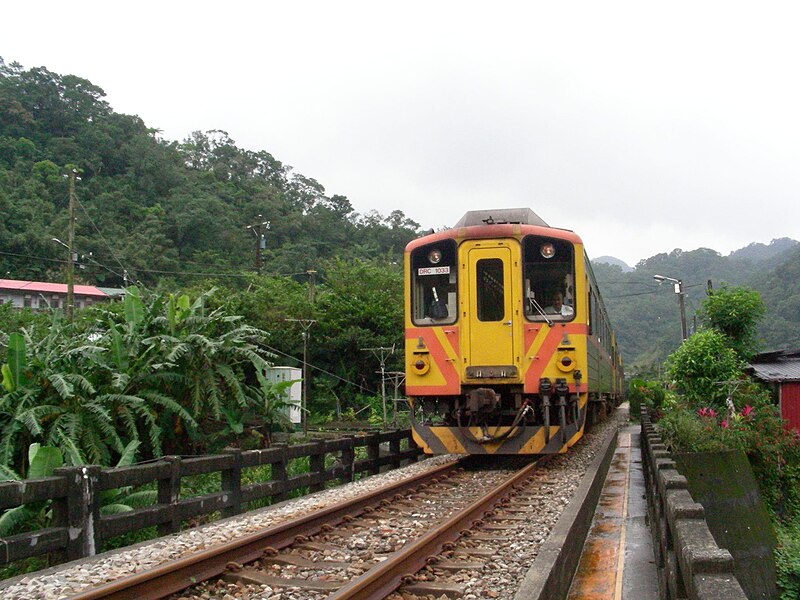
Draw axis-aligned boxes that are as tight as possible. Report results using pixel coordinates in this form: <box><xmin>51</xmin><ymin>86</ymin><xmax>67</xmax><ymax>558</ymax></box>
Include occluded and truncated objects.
<box><xmin>70</xmin><ymin>459</ymin><xmax>461</xmax><ymax>600</ymax></box>
<box><xmin>329</xmin><ymin>457</ymin><xmax>545</xmax><ymax>600</ymax></box>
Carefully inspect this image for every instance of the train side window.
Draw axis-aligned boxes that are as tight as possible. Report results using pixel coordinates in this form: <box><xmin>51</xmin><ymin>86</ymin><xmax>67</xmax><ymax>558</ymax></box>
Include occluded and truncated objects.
<box><xmin>476</xmin><ymin>258</ymin><xmax>505</xmax><ymax>321</ymax></box>
<box><xmin>410</xmin><ymin>240</ymin><xmax>458</xmax><ymax>326</ymax></box>
<box><xmin>522</xmin><ymin>236</ymin><xmax>575</xmax><ymax>322</ymax></box>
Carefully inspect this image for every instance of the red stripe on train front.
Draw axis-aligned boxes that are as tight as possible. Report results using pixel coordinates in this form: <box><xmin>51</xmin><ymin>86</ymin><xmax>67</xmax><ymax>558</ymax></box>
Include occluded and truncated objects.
<box><xmin>407</xmin><ymin>327</ymin><xmax>461</xmax><ymax>395</ymax></box>
<box><xmin>524</xmin><ymin>323</ymin><xmax>587</xmax><ymax>393</ymax></box>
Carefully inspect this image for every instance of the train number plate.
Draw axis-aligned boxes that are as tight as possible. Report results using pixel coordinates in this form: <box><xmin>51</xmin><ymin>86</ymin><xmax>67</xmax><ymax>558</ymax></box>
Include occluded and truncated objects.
<box><xmin>418</xmin><ymin>266</ymin><xmax>450</xmax><ymax>276</ymax></box>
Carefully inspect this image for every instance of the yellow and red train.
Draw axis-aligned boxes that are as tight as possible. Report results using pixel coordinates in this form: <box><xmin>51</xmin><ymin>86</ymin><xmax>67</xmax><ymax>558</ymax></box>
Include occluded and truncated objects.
<box><xmin>404</xmin><ymin>208</ymin><xmax>623</xmax><ymax>454</ymax></box>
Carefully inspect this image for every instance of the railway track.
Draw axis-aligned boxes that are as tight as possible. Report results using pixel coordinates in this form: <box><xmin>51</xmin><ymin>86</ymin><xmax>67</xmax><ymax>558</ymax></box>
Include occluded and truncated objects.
<box><xmin>0</xmin><ymin>411</ymin><xmax>624</xmax><ymax>600</ymax></box>
<box><xmin>69</xmin><ymin>456</ymin><xmax>550</xmax><ymax>600</ymax></box>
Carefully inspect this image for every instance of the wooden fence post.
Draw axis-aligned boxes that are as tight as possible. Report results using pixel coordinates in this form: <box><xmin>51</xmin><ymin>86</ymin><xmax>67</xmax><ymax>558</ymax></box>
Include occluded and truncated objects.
<box><xmin>52</xmin><ymin>465</ymin><xmax>101</xmax><ymax>561</ymax></box>
<box><xmin>389</xmin><ymin>434</ymin><xmax>401</xmax><ymax>469</ymax></box>
<box><xmin>367</xmin><ymin>435</ymin><xmax>380</xmax><ymax>476</ymax></box>
<box><xmin>157</xmin><ymin>456</ymin><xmax>181</xmax><ymax>536</ymax></box>
<box><xmin>340</xmin><ymin>436</ymin><xmax>355</xmax><ymax>484</ymax></box>
<box><xmin>309</xmin><ymin>441</ymin><xmax>325</xmax><ymax>493</ymax></box>
<box><xmin>271</xmin><ymin>444</ymin><xmax>288</xmax><ymax>503</ymax></box>
<box><xmin>221</xmin><ymin>448</ymin><xmax>242</xmax><ymax>518</ymax></box>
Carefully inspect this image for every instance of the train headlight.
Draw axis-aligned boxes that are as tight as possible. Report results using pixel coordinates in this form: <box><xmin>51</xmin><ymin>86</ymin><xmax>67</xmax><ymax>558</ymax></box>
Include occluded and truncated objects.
<box><xmin>413</xmin><ymin>357</ymin><xmax>430</xmax><ymax>375</ymax></box>
<box><xmin>556</xmin><ymin>352</ymin><xmax>576</xmax><ymax>373</ymax></box>
<box><xmin>428</xmin><ymin>249</ymin><xmax>442</xmax><ymax>264</ymax></box>
<box><xmin>540</xmin><ymin>243</ymin><xmax>556</xmax><ymax>259</ymax></box>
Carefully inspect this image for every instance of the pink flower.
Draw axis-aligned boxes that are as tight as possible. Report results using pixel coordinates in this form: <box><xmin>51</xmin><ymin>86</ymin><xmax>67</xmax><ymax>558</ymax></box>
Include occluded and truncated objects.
<box><xmin>697</xmin><ymin>408</ymin><xmax>709</xmax><ymax>417</ymax></box>
<box><xmin>708</xmin><ymin>408</ymin><xmax>717</xmax><ymax>418</ymax></box>
<box><xmin>741</xmin><ymin>405</ymin><xmax>754</xmax><ymax>417</ymax></box>
<box><xmin>721</xmin><ymin>420</ymin><xmax>729</xmax><ymax>429</ymax></box>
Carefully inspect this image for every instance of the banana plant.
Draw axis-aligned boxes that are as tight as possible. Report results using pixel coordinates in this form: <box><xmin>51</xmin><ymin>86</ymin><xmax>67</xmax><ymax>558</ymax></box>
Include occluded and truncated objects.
<box><xmin>99</xmin><ymin>440</ymin><xmax>157</xmax><ymax>515</ymax></box>
<box><xmin>1</xmin><ymin>332</ymin><xmax>28</xmax><ymax>393</ymax></box>
<box><xmin>0</xmin><ymin>443</ymin><xmax>64</xmax><ymax>536</ymax></box>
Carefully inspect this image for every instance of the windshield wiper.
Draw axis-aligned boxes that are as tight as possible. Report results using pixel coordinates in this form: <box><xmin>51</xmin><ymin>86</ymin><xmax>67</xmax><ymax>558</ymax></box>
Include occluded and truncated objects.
<box><xmin>528</xmin><ymin>297</ymin><xmax>553</xmax><ymax>326</ymax></box>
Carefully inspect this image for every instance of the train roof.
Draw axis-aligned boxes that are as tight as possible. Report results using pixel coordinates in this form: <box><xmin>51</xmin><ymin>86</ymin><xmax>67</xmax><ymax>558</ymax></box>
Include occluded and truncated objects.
<box><xmin>453</xmin><ymin>208</ymin><xmax>549</xmax><ymax>228</ymax></box>
<box><xmin>406</xmin><ymin>209</ymin><xmax>582</xmax><ymax>253</ymax></box>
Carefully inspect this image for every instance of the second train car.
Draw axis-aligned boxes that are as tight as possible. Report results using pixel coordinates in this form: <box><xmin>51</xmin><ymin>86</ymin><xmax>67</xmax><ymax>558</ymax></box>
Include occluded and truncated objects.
<box><xmin>405</xmin><ymin>208</ymin><xmax>623</xmax><ymax>454</ymax></box>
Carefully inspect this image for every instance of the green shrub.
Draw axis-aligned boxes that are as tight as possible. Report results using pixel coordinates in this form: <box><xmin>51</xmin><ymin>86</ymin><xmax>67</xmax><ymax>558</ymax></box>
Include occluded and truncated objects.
<box><xmin>666</xmin><ymin>329</ymin><xmax>745</xmax><ymax>409</ymax></box>
<box><xmin>628</xmin><ymin>378</ymin><xmax>666</xmax><ymax>417</ymax></box>
<box><xmin>659</xmin><ymin>398</ymin><xmax>800</xmax><ymax>520</ymax></box>
<box><xmin>775</xmin><ymin>522</ymin><xmax>800</xmax><ymax>600</ymax></box>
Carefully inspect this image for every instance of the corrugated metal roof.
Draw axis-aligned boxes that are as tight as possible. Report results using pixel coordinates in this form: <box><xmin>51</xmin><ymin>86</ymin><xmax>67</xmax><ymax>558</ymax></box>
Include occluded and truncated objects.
<box><xmin>96</xmin><ymin>287</ymin><xmax>125</xmax><ymax>297</ymax></box>
<box><xmin>749</xmin><ymin>351</ymin><xmax>800</xmax><ymax>382</ymax></box>
<box><xmin>0</xmin><ymin>278</ymin><xmax>110</xmax><ymax>298</ymax></box>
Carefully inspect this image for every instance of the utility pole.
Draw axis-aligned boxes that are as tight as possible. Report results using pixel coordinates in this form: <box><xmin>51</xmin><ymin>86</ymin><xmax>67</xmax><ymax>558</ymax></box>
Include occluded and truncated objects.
<box><xmin>285</xmin><ymin>318</ymin><xmax>316</xmax><ymax>434</ymax></box>
<box><xmin>677</xmin><ymin>286</ymin><xmax>687</xmax><ymax>340</ymax></box>
<box><xmin>306</xmin><ymin>270</ymin><xmax>317</xmax><ymax>304</ymax></box>
<box><xmin>386</xmin><ymin>371</ymin><xmax>406</xmax><ymax>428</ymax></box>
<box><xmin>654</xmin><ymin>275</ymin><xmax>687</xmax><ymax>340</ymax></box>
<box><xmin>66</xmin><ymin>169</ymin><xmax>77</xmax><ymax>322</ymax></box>
<box><xmin>361</xmin><ymin>345</ymin><xmax>395</xmax><ymax>430</ymax></box>
<box><xmin>246</xmin><ymin>215</ymin><xmax>270</xmax><ymax>274</ymax></box>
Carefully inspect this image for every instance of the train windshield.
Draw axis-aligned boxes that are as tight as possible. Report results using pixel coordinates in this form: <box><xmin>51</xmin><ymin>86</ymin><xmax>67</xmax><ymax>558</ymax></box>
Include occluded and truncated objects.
<box><xmin>522</xmin><ymin>236</ymin><xmax>575</xmax><ymax>322</ymax></box>
<box><xmin>410</xmin><ymin>240</ymin><xmax>458</xmax><ymax>325</ymax></box>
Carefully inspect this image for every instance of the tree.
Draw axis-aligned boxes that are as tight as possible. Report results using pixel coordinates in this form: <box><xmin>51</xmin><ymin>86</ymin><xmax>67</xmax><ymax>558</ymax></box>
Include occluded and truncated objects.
<box><xmin>701</xmin><ymin>284</ymin><xmax>765</xmax><ymax>360</ymax></box>
<box><xmin>666</xmin><ymin>329</ymin><xmax>744</xmax><ymax>409</ymax></box>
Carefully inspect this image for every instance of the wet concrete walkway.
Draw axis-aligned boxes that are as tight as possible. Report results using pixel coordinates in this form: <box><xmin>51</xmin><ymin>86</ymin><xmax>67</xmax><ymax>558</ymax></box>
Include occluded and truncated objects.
<box><xmin>567</xmin><ymin>424</ymin><xmax>659</xmax><ymax>600</ymax></box>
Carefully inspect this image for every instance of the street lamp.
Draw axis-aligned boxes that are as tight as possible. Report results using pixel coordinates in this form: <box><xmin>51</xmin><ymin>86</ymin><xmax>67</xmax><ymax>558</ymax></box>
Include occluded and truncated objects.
<box><xmin>654</xmin><ymin>274</ymin><xmax>688</xmax><ymax>340</ymax></box>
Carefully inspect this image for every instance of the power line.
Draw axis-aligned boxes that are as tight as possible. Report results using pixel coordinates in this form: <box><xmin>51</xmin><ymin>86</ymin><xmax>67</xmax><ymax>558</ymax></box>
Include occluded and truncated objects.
<box><xmin>604</xmin><ymin>282</ymin><xmax>706</xmax><ymax>299</ymax></box>
<box><xmin>0</xmin><ymin>250</ymin><xmax>68</xmax><ymax>265</ymax></box>
<box><xmin>361</xmin><ymin>345</ymin><xmax>395</xmax><ymax>429</ymax></box>
<box><xmin>74</xmin><ymin>196</ymin><xmax>132</xmax><ymax>285</ymax></box>
<box><xmin>260</xmin><ymin>342</ymin><xmax>376</xmax><ymax>395</ymax></box>
<box><xmin>284</xmin><ymin>318</ymin><xmax>316</xmax><ymax>434</ymax></box>
<box><xmin>0</xmin><ymin>249</ymin><xmax>304</xmax><ymax>280</ymax></box>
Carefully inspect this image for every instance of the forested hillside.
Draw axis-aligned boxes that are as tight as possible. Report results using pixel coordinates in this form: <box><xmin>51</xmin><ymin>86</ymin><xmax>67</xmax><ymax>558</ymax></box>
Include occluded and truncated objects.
<box><xmin>2</xmin><ymin>57</ymin><xmax>798</xmax><ymax>385</ymax></box>
<box><xmin>593</xmin><ymin>240</ymin><xmax>800</xmax><ymax>375</ymax></box>
<box><xmin>0</xmin><ymin>58</ymin><xmax>420</xmax><ymax>287</ymax></box>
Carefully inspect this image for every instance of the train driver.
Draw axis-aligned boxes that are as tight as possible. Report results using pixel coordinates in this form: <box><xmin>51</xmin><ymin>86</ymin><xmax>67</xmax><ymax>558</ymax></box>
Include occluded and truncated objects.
<box><xmin>544</xmin><ymin>291</ymin><xmax>574</xmax><ymax>318</ymax></box>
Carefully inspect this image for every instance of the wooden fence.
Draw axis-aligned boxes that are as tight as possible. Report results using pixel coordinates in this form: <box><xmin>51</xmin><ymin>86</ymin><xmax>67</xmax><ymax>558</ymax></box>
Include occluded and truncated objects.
<box><xmin>0</xmin><ymin>429</ymin><xmax>420</xmax><ymax>566</ymax></box>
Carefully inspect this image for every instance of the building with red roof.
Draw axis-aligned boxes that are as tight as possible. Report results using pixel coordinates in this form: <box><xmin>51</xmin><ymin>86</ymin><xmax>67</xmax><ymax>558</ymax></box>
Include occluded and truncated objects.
<box><xmin>0</xmin><ymin>279</ymin><xmax>120</xmax><ymax>311</ymax></box>
<box><xmin>748</xmin><ymin>349</ymin><xmax>800</xmax><ymax>431</ymax></box>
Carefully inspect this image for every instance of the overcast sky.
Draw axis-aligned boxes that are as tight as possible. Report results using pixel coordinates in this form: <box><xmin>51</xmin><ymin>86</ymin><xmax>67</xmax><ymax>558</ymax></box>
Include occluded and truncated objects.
<box><xmin>4</xmin><ymin>1</ymin><xmax>799</xmax><ymax>266</ymax></box>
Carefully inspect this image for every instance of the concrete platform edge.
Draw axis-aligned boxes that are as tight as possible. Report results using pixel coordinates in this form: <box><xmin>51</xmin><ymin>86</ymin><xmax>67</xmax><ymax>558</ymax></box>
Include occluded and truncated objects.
<box><xmin>514</xmin><ymin>423</ymin><xmax>620</xmax><ymax>600</ymax></box>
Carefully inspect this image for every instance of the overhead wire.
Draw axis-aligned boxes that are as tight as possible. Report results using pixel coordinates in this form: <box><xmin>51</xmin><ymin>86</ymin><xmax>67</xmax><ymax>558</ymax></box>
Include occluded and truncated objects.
<box><xmin>0</xmin><ymin>250</ymin><xmax>69</xmax><ymax>265</ymax></box>
<box><xmin>74</xmin><ymin>196</ymin><xmax>137</xmax><ymax>283</ymax></box>
<box><xmin>260</xmin><ymin>342</ymin><xmax>378</xmax><ymax>395</ymax></box>
<box><xmin>0</xmin><ymin>249</ymin><xmax>305</xmax><ymax>280</ymax></box>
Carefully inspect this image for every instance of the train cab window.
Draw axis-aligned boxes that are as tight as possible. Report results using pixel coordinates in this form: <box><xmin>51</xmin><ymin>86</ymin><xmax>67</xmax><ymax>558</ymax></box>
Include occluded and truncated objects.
<box><xmin>476</xmin><ymin>258</ymin><xmax>505</xmax><ymax>321</ymax></box>
<box><xmin>522</xmin><ymin>236</ymin><xmax>575</xmax><ymax>322</ymax></box>
<box><xmin>410</xmin><ymin>240</ymin><xmax>457</xmax><ymax>325</ymax></box>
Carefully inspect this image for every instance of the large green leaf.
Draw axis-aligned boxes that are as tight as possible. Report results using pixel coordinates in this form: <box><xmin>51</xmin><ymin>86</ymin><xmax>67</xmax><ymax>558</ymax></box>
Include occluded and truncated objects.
<box><xmin>221</xmin><ymin>406</ymin><xmax>245</xmax><ymax>434</ymax></box>
<box><xmin>177</xmin><ymin>294</ymin><xmax>191</xmax><ymax>321</ymax></box>
<box><xmin>5</xmin><ymin>332</ymin><xmax>27</xmax><ymax>390</ymax></box>
<box><xmin>110</xmin><ymin>324</ymin><xmax>128</xmax><ymax>370</ymax></box>
<box><xmin>115</xmin><ymin>440</ymin><xmax>140</xmax><ymax>468</ymax></box>
<box><xmin>124</xmin><ymin>286</ymin><xmax>144</xmax><ymax>327</ymax></box>
<box><xmin>167</xmin><ymin>294</ymin><xmax>177</xmax><ymax>334</ymax></box>
<box><xmin>28</xmin><ymin>442</ymin><xmax>41</xmax><ymax>467</ymax></box>
<box><xmin>58</xmin><ymin>435</ymin><xmax>85</xmax><ymax>466</ymax></box>
<box><xmin>28</xmin><ymin>444</ymin><xmax>64</xmax><ymax>479</ymax></box>
<box><xmin>0</xmin><ymin>505</ymin><xmax>36</xmax><ymax>537</ymax></box>
<box><xmin>1</xmin><ymin>363</ymin><xmax>14</xmax><ymax>393</ymax></box>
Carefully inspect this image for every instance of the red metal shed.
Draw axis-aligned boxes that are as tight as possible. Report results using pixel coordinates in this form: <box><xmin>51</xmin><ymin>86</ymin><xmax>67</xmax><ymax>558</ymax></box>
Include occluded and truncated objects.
<box><xmin>748</xmin><ymin>350</ymin><xmax>800</xmax><ymax>431</ymax></box>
